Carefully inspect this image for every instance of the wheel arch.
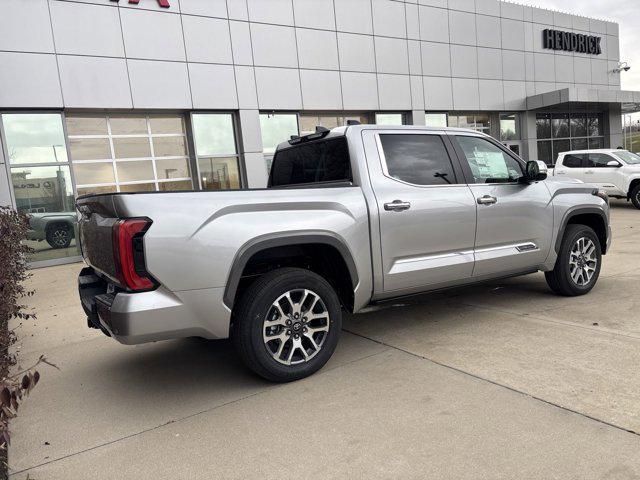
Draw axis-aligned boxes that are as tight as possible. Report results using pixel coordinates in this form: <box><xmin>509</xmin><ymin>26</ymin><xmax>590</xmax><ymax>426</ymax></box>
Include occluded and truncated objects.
<box><xmin>556</xmin><ymin>208</ymin><xmax>608</xmax><ymax>254</ymax></box>
<box><xmin>224</xmin><ymin>233</ymin><xmax>359</xmax><ymax>313</ymax></box>
<box><xmin>628</xmin><ymin>178</ymin><xmax>640</xmax><ymax>198</ymax></box>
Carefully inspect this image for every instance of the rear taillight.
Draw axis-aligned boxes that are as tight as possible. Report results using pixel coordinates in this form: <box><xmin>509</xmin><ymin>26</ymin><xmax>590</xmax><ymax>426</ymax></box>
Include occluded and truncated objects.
<box><xmin>112</xmin><ymin>218</ymin><xmax>157</xmax><ymax>292</ymax></box>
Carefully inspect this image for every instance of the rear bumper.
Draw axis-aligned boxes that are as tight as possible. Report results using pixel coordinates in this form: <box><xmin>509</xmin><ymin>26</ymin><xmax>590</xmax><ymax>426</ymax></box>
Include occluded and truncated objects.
<box><xmin>79</xmin><ymin>267</ymin><xmax>231</xmax><ymax>344</ymax></box>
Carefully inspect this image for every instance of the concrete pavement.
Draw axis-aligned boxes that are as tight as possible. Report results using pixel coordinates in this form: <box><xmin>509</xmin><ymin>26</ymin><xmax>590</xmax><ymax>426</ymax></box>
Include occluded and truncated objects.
<box><xmin>8</xmin><ymin>200</ymin><xmax>640</xmax><ymax>479</ymax></box>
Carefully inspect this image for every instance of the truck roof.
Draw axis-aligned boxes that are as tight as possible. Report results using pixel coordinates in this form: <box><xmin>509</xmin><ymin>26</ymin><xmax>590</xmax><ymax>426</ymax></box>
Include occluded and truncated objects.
<box><xmin>557</xmin><ymin>148</ymin><xmax>630</xmax><ymax>156</ymax></box>
<box><xmin>274</xmin><ymin>125</ymin><xmax>486</xmax><ymax>152</ymax></box>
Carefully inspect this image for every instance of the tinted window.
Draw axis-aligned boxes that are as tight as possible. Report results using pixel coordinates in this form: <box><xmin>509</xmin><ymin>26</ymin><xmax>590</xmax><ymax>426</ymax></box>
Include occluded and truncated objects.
<box><xmin>586</xmin><ymin>153</ymin><xmax>615</xmax><ymax>168</ymax></box>
<box><xmin>454</xmin><ymin>136</ymin><xmax>523</xmax><ymax>184</ymax></box>
<box><xmin>562</xmin><ymin>154</ymin><xmax>584</xmax><ymax>168</ymax></box>
<box><xmin>379</xmin><ymin>134</ymin><xmax>456</xmax><ymax>186</ymax></box>
<box><xmin>270</xmin><ymin>137</ymin><xmax>351</xmax><ymax>187</ymax></box>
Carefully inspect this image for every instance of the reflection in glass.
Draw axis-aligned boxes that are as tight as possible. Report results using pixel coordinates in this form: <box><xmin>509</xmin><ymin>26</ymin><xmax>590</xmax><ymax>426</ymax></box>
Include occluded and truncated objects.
<box><xmin>152</xmin><ymin>136</ymin><xmax>187</xmax><ymax>157</ymax></box>
<box><xmin>570</xmin><ymin>115</ymin><xmax>587</xmax><ymax>137</ymax></box>
<box><xmin>77</xmin><ymin>185</ymin><xmax>117</xmax><ymax>197</ymax></box>
<box><xmin>115</xmin><ymin>160</ymin><xmax>154</xmax><ymax>182</ymax></box>
<box><xmin>158</xmin><ymin>180</ymin><xmax>193</xmax><ymax>191</ymax></box>
<box><xmin>110</xmin><ymin>116</ymin><xmax>148</xmax><ymax>135</ymax></box>
<box><xmin>552</xmin><ymin>114</ymin><xmax>570</xmax><ymax>138</ymax></box>
<box><xmin>588</xmin><ymin>116</ymin><xmax>602</xmax><ymax>136</ymax></box>
<box><xmin>589</xmin><ymin>137</ymin><xmax>604</xmax><ymax>149</ymax></box>
<box><xmin>375</xmin><ymin>113</ymin><xmax>403</xmax><ymax>125</ymax></box>
<box><xmin>155</xmin><ymin>158</ymin><xmax>190</xmax><ymax>179</ymax></box>
<box><xmin>260</xmin><ymin>114</ymin><xmax>298</xmax><ymax>154</ymax></box>
<box><xmin>113</xmin><ymin>137</ymin><xmax>151</xmax><ymax>159</ymax></box>
<box><xmin>66</xmin><ymin>116</ymin><xmax>108</xmax><ymax>136</ymax></box>
<box><xmin>72</xmin><ymin>162</ymin><xmax>116</xmax><ymax>185</ymax></box>
<box><xmin>149</xmin><ymin>116</ymin><xmax>185</xmax><ymax>134</ymax></box>
<box><xmin>119</xmin><ymin>183</ymin><xmax>155</xmax><ymax>192</ymax></box>
<box><xmin>198</xmin><ymin>157</ymin><xmax>241</xmax><ymax>190</ymax></box>
<box><xmin>193</xmin><ymin>114</ymin><xmax>236</xmax><ymax>156</ymax></box>
<box><xmin>571</xmin><ymin>138</ymin><xmax>588</xmax><ymax>150</ymax></box>
<box><xmin>553</xmin><ymin>139</ymin><xmax>571</xmax><ymax>158</ymax></box>
<box><xmin>537</xmin><ymin>140</ymin><xmax>552</xmax><ymax>164</ymax></box>
<box><xmin>10</xmin><ymin>165</ymin><xmax>78</xmax><ymax>262</ymax></box>
<box><xmin>3</xmin><ymin>113</ymin><xmax>68</xmax><ymax>164</ymax></box>
<box><xmin>69</xmin><ymin>138</ymin><xmax>111</xmax><ymax>160</ymax></box>
<box><xmin>536</xmin><ymin>114</ymin><xmax>551</xmax><ymax>139</ymax></box>
<box><xmin>500</xmin><ymin>114</ymin><xmax>519</xmax><ymax>140</ymax></box>
<box><xmin>425</xmin><ymin>113</ymin><xmax>447</xmax><ymax>128</ymax></box>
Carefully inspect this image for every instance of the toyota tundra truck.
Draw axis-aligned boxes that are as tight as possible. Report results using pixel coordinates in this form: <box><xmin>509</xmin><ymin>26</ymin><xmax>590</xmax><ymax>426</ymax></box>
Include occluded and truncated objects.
<box><xmin>77</xmin><ymin>125</ymin><xmax>611</xmax><ymax>382</ymax></box>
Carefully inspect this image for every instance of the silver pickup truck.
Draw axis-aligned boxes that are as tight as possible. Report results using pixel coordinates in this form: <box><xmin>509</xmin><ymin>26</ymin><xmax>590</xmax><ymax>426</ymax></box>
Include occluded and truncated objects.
<box><xmin>77</xmin><ymin>125</ymin><xmax>611</xmax><ymax>382</ymax></box>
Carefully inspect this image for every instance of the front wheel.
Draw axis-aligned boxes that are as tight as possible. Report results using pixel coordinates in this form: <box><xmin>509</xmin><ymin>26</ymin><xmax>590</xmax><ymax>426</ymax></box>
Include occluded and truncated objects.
<box><xmin>545</xmin><ymin>224</ymin><xmax>602</xmax><ymax>296</ymax></box>
<box><xmin>630</xmin><ymin>184</ymin><xmax>640</xmax><ymax>209</ymax></box>
<box><xmin>232</xmin><ymin>267</ymin><xmax>342</xmax><ymax>382</ymax></box>
<box><xmin>46</xmin><ymin>224</ymin><xmax>73</xmax><ymax>249</ymax></box>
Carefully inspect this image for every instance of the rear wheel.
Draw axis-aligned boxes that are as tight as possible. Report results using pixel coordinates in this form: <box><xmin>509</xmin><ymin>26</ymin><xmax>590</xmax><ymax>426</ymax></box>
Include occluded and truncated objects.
<box><xmin>232</xmin><ymin>267</ymin><xmax>342</xmax><ymax>382</ymax></box>
<box><xmin>45</xmin><ymin>223</ymin><xmax>73</xmax><ymax>249</ymax></box>
<box><xmin>545</xmin><ymin>224</ymin><xmax>601</xmax><ymax>296</ymax></box>
<box><xmin>630</xmin><ymin>184</ymin><xmax>640</xmax><ymax>209</ymax></box>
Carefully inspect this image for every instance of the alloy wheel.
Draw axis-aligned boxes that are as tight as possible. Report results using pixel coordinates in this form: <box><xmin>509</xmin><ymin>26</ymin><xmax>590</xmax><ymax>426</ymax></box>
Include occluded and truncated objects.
<box><xmin>262</xmin><ymin>289</ymin><xmax>330</xmax><ymax>365</ymax></box>
<box><xmin>569</xmin><ymin>236</ymin><xmax>598</xmax><ymax>286</ymax></box>
<box><xmin>52</xmin><ymin>229</ymin><xmax>69</xmax><ymax>247</ymax></box>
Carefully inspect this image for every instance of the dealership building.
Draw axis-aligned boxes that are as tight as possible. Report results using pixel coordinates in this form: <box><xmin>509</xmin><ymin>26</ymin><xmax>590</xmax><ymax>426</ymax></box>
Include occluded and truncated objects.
<box><xmin>1</xmin><ymin>0</ymin><xmax>639</xmax><ymax>266</ymax></box>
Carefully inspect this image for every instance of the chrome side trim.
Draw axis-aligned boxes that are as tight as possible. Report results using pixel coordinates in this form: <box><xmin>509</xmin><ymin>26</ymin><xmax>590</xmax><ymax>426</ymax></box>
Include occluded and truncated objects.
<box><xmin>389</xmin><ymin>250</ymin><xmax>475</xmax><ymax>275</ymax></box>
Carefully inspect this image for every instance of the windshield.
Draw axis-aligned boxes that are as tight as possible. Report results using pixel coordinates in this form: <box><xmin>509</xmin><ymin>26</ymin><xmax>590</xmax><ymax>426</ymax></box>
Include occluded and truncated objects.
<box><xmin>612</xmin><ymin>150</ymin><xmax>640</xmax><ymax>165</ymax></box>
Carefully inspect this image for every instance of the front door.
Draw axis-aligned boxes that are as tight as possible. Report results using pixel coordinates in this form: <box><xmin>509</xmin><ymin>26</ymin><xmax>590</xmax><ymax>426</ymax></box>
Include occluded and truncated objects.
<box><xmin>450</xmin><ymin>134</ymin><xmax>554</xmax><ymax>277</ymax></box>
<box><xmin>364</xmin><ymin>130</ymin><xmax>477</xmax><ymax>294</ymax></box>
<box><xmin>584</xmin><ymin>152</ymin><xmax>626</xmax><ymax>194</ymax></box>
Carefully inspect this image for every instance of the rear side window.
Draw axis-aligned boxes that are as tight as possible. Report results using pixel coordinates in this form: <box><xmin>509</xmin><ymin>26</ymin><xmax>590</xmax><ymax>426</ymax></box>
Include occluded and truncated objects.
<box><xmin>562</xmin><ymin>154</ymin><xmax>585</xmax><ymax>168</ymax></box>
<box><xmin>269</xmin><ymin>137</ymin><xmax>351</xmax><ymax>187</ymax></box>
<box><xmin>379</xmin><ymin>134</ymin><xmax>456</xmax><ymax>185</ymax></box>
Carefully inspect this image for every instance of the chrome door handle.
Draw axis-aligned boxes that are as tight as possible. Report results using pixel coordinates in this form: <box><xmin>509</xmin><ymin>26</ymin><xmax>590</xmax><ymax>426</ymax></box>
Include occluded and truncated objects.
<box><xmin>477</xmin><ymin>195</ymin><xmax>497</xmax><ymax>205</ymax></box>
<box><xmin>384</xmin><ymin>200</ymin><xmax>411</xmax><ymax>211</ymax></box>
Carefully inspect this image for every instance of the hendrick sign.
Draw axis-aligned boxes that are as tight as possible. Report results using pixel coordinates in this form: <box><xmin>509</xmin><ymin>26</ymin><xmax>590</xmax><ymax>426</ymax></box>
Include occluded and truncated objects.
<box><xmin>543</xmin><ymin>29</ymin><xmax>601</xmax><ymax>55</ymax></box>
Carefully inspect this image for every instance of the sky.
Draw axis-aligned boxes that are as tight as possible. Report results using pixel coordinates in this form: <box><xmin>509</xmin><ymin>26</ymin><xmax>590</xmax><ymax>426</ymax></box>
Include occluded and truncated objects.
<box><xmin>529</xmin><ymin>0</ymin><xmax>640</xmax><ymax>121</ymax></box>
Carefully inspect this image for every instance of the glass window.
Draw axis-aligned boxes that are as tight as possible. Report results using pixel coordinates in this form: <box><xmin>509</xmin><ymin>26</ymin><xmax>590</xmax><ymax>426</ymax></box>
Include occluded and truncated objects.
<box><xmin>109</xmin><ymin>116</ymin><xmax>148</xmax><ymax>135</ymax></box>
<box><xmin>152</xmin><ymin>136</ymin><xmax>187</xmax><ymax>157</ymax></box>
<box><xmin>379</xmin><ymin>134</ymin><xmax>455</xmax><ymax>186</ymax></box>
<box><xmin>588</xmin><ymin>116</ymin><xmax>602</xmax><ymax>136</ymax></box>
<box><xmin>3</xmin><ymin>113</ymin><xmax>68</xmax><ymax>164</ymax></box>
<box><xmin>299</xmin><ymin>113</ymin><xmax>371</xmax><ymax>136</ymax></box>
<box><xmin>589</xmin><ymin>137</ymin><xmax>604</xmax><ymax>149</ymax></box>
<box><xmin>158</xmin><ymin>180</ymin><xmax>193</xmax><ymax>191</ymax></box>
<box><xmin>65</xmin><ymin>116</ymin><xmax>108</xmax><ymax>136</ymax></box>
<box><xmin>69</xmin><ymin>138</ymin><xmax>111</xmax><ymax>161</ymax></box>
<box><xmin>66</xmin><ymin>114</ymin><xmax>191</xmax><ymax>194</ymax></box>
<box><xmin>113</xmin><ymin>137</ymin><xmax>151</xmax><ymax>159</ymax></box>
<box><xmin>612</xmin><ymin>151</ymin><xmax>640</xmax><ymax>165</ymax></box>
<box><xmin>119</xmin><ymin>182</ymin><xmax>155</xmax><ymax>192</ymax></box>
<box><xmin>155</xmin><ymin>158</ymin><xmax>190</xmax><ymax>179</ymax></box>
<box><xmin>537</xmin><ymin>140</ymin><xmax>552</xmax><ymax>164</ymax></box>
<box><xmin>192</xmin><ymin>114</ymin><xmax>236</xmax><ymax>156</ymax></box>
<box><xmin>571</xmin><ymin>138</ymin><xmax>588</xmax><ymax>150</ymax></box>
<box><xmin>270</xmin><ymin>138</ymin><xmax>351</xmax><ymax>187</ymax></box>
<box><xmin>536</xmin><ymin>114</ymin><xmax>551</xmax><ymax>139</ymax></box>
<box><xmin>77</xmin><ymin>185</ymin><xmax>117</xmax><ymax>197</ymax></box>
<box><xmin>11</xmin><ymin>165</ymin><xmax>78</xmax><ymax>261</ymax></box>
<box><xmin>563</xmin><ymin>154</ymin><xmax>585</xmax><ymax>168</ymax></box>
<box><xmin>198</xmin><ymin>157</ymin><xmax>241</xmax><ymax>190</ymax></box>
<box><xmin>259</xmin><ymin>114</ymin><xmax>298</xmax><ymax>154</ymax></box>
<box><xmin>425</xmin><ymin>113</ymin><xmax>448</xmax><ymax>128</ymax></box>
<box><xmin>149</xmin><ymin>116</ymin><xmax>185</xmax><ymax>134</ymax></box>
<box><xmin>448</xmin><ymin>113</ymin><xmax>490</xmax><ymax>134</ymax></box>
<box><xmin>455</xmin><ymin>136</ymin><xmax>523</xmax><ymax>183</ymax></box>
<box><xmin>375</xmin><ymin>113</ymin><xmax>404</xmax><ymax>125</ymax></box>
<box><xmin>500</xmin><ymin>114</ymin><xmax>519</xmax><ymax>140</ymax></box>
<box><xmin>570</xmin><ymin>114</ymin><xmax>588</xmax><ymax>137</ymax></box>
<box><xmin>552</xmin><ymin>114</ymin><xmax>570</xmax><ymax>138</ymax></box>
<box><xmin>115</xmin><ymin>160</ymin><xmax>154</xmax><ymax>182</ymax></box>
<box><xmin>72</xmin><ymin>162</ymin><xmax>115</xmax><ymax>185</ymax></box>
<box><xmin>553</xmin><ymin>139</ymin><xmax>571</xmax><ymax>158</ymax></box>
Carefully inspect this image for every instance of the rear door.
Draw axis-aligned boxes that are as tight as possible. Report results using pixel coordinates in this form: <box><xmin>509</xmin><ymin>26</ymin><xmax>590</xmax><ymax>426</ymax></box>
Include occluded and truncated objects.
<box><xmin>363</xmin><ymin>130</ymin><xmax>477</xmax><ymax>294</ymax></box>
<box><xmin>450</xmin><ymin>134</ymin><xmax>553</xmax><ymax>277</ymax></box>
<box><xmin>554</xmin><ymin>153</ymin><xmax>586</xmax><ymax>181</ymax></box>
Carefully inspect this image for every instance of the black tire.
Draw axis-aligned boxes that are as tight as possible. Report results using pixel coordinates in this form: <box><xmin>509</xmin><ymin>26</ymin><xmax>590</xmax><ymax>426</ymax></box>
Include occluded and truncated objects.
<box><xmin>545</xmin><ymin>224</ymin><xmax>602</xmax><ymax>296</ymax></box>
<box><xmin>232</xmin><ymin>267</ymin><xmax>342</xmax><ymax>382</ymax></box>
<box><xmin>45</xmin><ymin>223</ymin><xmax>73</xmax><ymax>249</ymax></box>
<box><xmin>631</xmin><ymin>184</ymin><xmax>640</xmax><ymax>210</ymax></box>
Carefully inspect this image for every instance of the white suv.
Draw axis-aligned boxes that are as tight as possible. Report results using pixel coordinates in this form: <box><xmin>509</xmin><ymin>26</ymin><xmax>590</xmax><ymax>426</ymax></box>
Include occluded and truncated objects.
<box><xmin>553</xmin><ymin>149</ymin><xmax>640</xmax><ymax>209</ymax></box>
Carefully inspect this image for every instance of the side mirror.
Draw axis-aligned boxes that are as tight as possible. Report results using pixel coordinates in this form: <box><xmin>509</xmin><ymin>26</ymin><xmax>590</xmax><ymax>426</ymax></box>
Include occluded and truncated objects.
<box><xmin>606</xmin><ymin>160</ymin><xmax>622</xmax><ymax>167</ymax></box>
<box><xmin>524</xmin><ymin>160</ymin><xmax>547</xmax><ymax>182</ymax></box>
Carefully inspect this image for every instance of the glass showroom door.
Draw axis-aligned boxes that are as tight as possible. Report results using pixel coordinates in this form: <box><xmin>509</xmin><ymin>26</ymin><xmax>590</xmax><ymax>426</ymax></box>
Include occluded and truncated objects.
<box><xmin>1</xmin><ymin>113</ymin><xmax>81</xmax><ymax>266</ymax></box>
